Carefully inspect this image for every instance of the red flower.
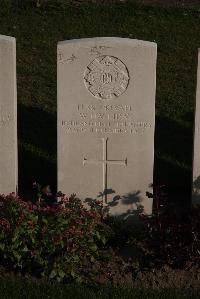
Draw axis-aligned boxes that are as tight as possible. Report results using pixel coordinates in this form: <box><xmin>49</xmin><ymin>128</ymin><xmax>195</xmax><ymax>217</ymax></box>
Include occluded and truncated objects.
<box><xmin>95</xmin><ymin>200</ymin><xmax>103</xmax><ymax>205</ymax></box>
<box><xmin>0</xmin><ymin>218</ymin><xmax>10</xmax><ymax>232</ymax></box>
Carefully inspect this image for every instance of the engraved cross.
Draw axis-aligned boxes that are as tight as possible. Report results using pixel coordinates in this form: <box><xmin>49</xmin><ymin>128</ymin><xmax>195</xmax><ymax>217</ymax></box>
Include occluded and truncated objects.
<box><xmin>83</xmin><ymin>138</ymin><xmax>127</xmax><ymax>203</ymax></box>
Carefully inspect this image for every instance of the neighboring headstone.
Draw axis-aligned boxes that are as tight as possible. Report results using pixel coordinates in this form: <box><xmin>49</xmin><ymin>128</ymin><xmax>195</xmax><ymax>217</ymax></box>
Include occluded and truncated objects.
<box><xmin>192</xmin><ymin>49</ymin><xmax>200</xmax><ymax>205</ymax></box>
<box><xmin>0</xmin><ymin>35</ymin><xmax>17</xmax><ymax>194</ymax></box>
<box><xmin>58</xmin><ymin>37</ymin><xmax>157</xmax><ymax>217</ymax></box>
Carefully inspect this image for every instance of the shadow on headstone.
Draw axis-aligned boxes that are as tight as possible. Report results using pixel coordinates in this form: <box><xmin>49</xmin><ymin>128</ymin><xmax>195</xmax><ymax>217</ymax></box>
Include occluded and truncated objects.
<box><xmin>97</xmin><ymin>188</ymin><xmax>116</xmax><ymax>200</ymax></box>
<box><xmin>85</xmin><ymin>189</ymin><xmax>145</xmax><ymax>224</ymax></box>
<box><xmin>118</xmin><ymin>191</ymin><xmax>145</xmax><ymax>225</ymax></box>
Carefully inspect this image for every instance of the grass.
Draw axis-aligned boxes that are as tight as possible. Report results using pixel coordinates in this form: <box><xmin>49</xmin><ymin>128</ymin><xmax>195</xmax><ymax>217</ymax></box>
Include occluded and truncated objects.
<box><xmin>0</xmin><ymin>1</ymin><xmax>199</xmax><ymax>201</ymax></box>
<box><xmin>0</xmin><ymin>277</ymin><xmax>199</xmax><ymax>299</ymax></box>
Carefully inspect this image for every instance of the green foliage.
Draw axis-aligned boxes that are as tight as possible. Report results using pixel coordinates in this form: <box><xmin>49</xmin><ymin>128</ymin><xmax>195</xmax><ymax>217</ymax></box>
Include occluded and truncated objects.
<box><xmin>140</xmin><ymin>204</ymin><xmax>200</xmax><ymax>268</ymax></box>
<box><xmin>0</xmin><ymin>193</ymin><xmax>108</xmax><ymax>282</ymax></box>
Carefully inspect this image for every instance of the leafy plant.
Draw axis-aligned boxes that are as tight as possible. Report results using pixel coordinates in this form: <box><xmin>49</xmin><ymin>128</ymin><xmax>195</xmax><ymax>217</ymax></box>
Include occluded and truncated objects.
<box><xmin>0</xmin><ymin>191</ymin><xmax>108</xmax><ymax>282</ymax></box>
<box><xmin>141</xmin><ymin>186</ymin><xmax>200</xmax><ymax>268</ymax></box>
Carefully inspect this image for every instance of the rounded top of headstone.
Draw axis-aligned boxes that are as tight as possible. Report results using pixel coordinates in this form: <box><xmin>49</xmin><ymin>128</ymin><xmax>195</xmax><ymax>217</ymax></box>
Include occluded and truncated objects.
<box><xmin>0</xmin><ymin>35</ymin><xmax>16</xmax><ymax>42</ymax></box>
<box><xmin>57</xmin><ymin>37</ymin><xmax>157</xmax><ymax>48</ymax></box>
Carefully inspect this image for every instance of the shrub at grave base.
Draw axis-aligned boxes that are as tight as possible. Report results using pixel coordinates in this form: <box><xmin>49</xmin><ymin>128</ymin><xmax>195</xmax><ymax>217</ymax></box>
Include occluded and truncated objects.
<box><xmin>0</xmin><ymin>193</ymin><xmax>108</xmax><ymax>282</ymax></box>
<box><xmin>140</xmin><ymin>205</ymin><xmax>200</xmax><ymax>268</ymax></box>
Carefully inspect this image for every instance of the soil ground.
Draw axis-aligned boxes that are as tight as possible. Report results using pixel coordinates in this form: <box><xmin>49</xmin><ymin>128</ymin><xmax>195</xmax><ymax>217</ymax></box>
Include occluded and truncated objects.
<box><xmin>72</xmin><ymin>0</ymin><xmax>200</xmax><ymax>8</ymax></box>
<box><xmin>137</xmin><ymin>0</ymin><xmax>200</xmax><ymax>8</ymax></box>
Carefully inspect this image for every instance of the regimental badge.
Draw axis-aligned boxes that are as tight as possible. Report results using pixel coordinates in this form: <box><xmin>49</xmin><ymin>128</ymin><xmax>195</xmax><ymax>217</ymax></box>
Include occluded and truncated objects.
<box><xmin>84</xmin><ymin>55</ymin><xmax>130</xmax><ymax>100</ymax></box>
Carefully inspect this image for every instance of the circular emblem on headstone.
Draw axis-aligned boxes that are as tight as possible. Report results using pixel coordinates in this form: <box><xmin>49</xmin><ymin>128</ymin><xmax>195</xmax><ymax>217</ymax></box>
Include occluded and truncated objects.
<box><xmin>84</xmin><ymin>55</ymin><xmax>129</xmax><ymax>100</ymax></box>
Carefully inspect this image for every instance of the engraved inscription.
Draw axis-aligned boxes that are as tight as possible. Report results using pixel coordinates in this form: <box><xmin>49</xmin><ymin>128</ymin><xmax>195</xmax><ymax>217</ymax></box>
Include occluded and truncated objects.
<box><xmin>62</xmin><ymin>121</ymin><xmax>151</xmax><ymax>134</ymax></box>
<box><xmin>84</xmin><ymin>56</ymin><xmax>129</xmax><ymax>100</ymax></box>
<box><xmin>61</xmin><ymin>104</ymin><xmax>152</xmax><ymax>135</ymax></box>
<box><xmin>88</xmin><ymin>45</ymin><xmax>111</xmax><ymax>56</ymax></box>
<box><xmin>58</xmin><ymin>51</ymin><xmax>77</xmax><ymax>64</ymax></box>
<box><xmin>77</xmin><ymin>104</ymin><xmax>132</xmax><ymax>112</ymax></box>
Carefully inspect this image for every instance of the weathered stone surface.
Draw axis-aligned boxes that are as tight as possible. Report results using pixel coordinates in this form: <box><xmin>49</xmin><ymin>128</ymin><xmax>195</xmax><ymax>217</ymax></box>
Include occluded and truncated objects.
<box><xmin>192</xmin><ymin>49</ymin><xmax>200</xmax><ymax>205</ymax></box>
<box><xmin>0</xmin><ymin>35</ymin><xmax>17</xmax><ymax>194</ymax></box>
<box><xmin>58</xmin><ymin>37</ymin><xmax>156</xmax><ymax>217</ymax></box>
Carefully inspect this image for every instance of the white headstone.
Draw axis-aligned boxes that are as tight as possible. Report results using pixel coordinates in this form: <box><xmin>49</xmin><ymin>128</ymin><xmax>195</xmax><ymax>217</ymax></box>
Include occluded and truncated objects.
<box><xmin>192</xmin><ymin>49</ymin><xmax>200</xmax><ymax>205</ymax></box>
<box><xmin>0</xmin><ymin>35</ymin><xmax>17</xmax><ymax>194</ymax></box>
<box><xmin>58</xmin><ymin>37</ymin><xmax>157</xmax><ymax>217</ymax></box>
